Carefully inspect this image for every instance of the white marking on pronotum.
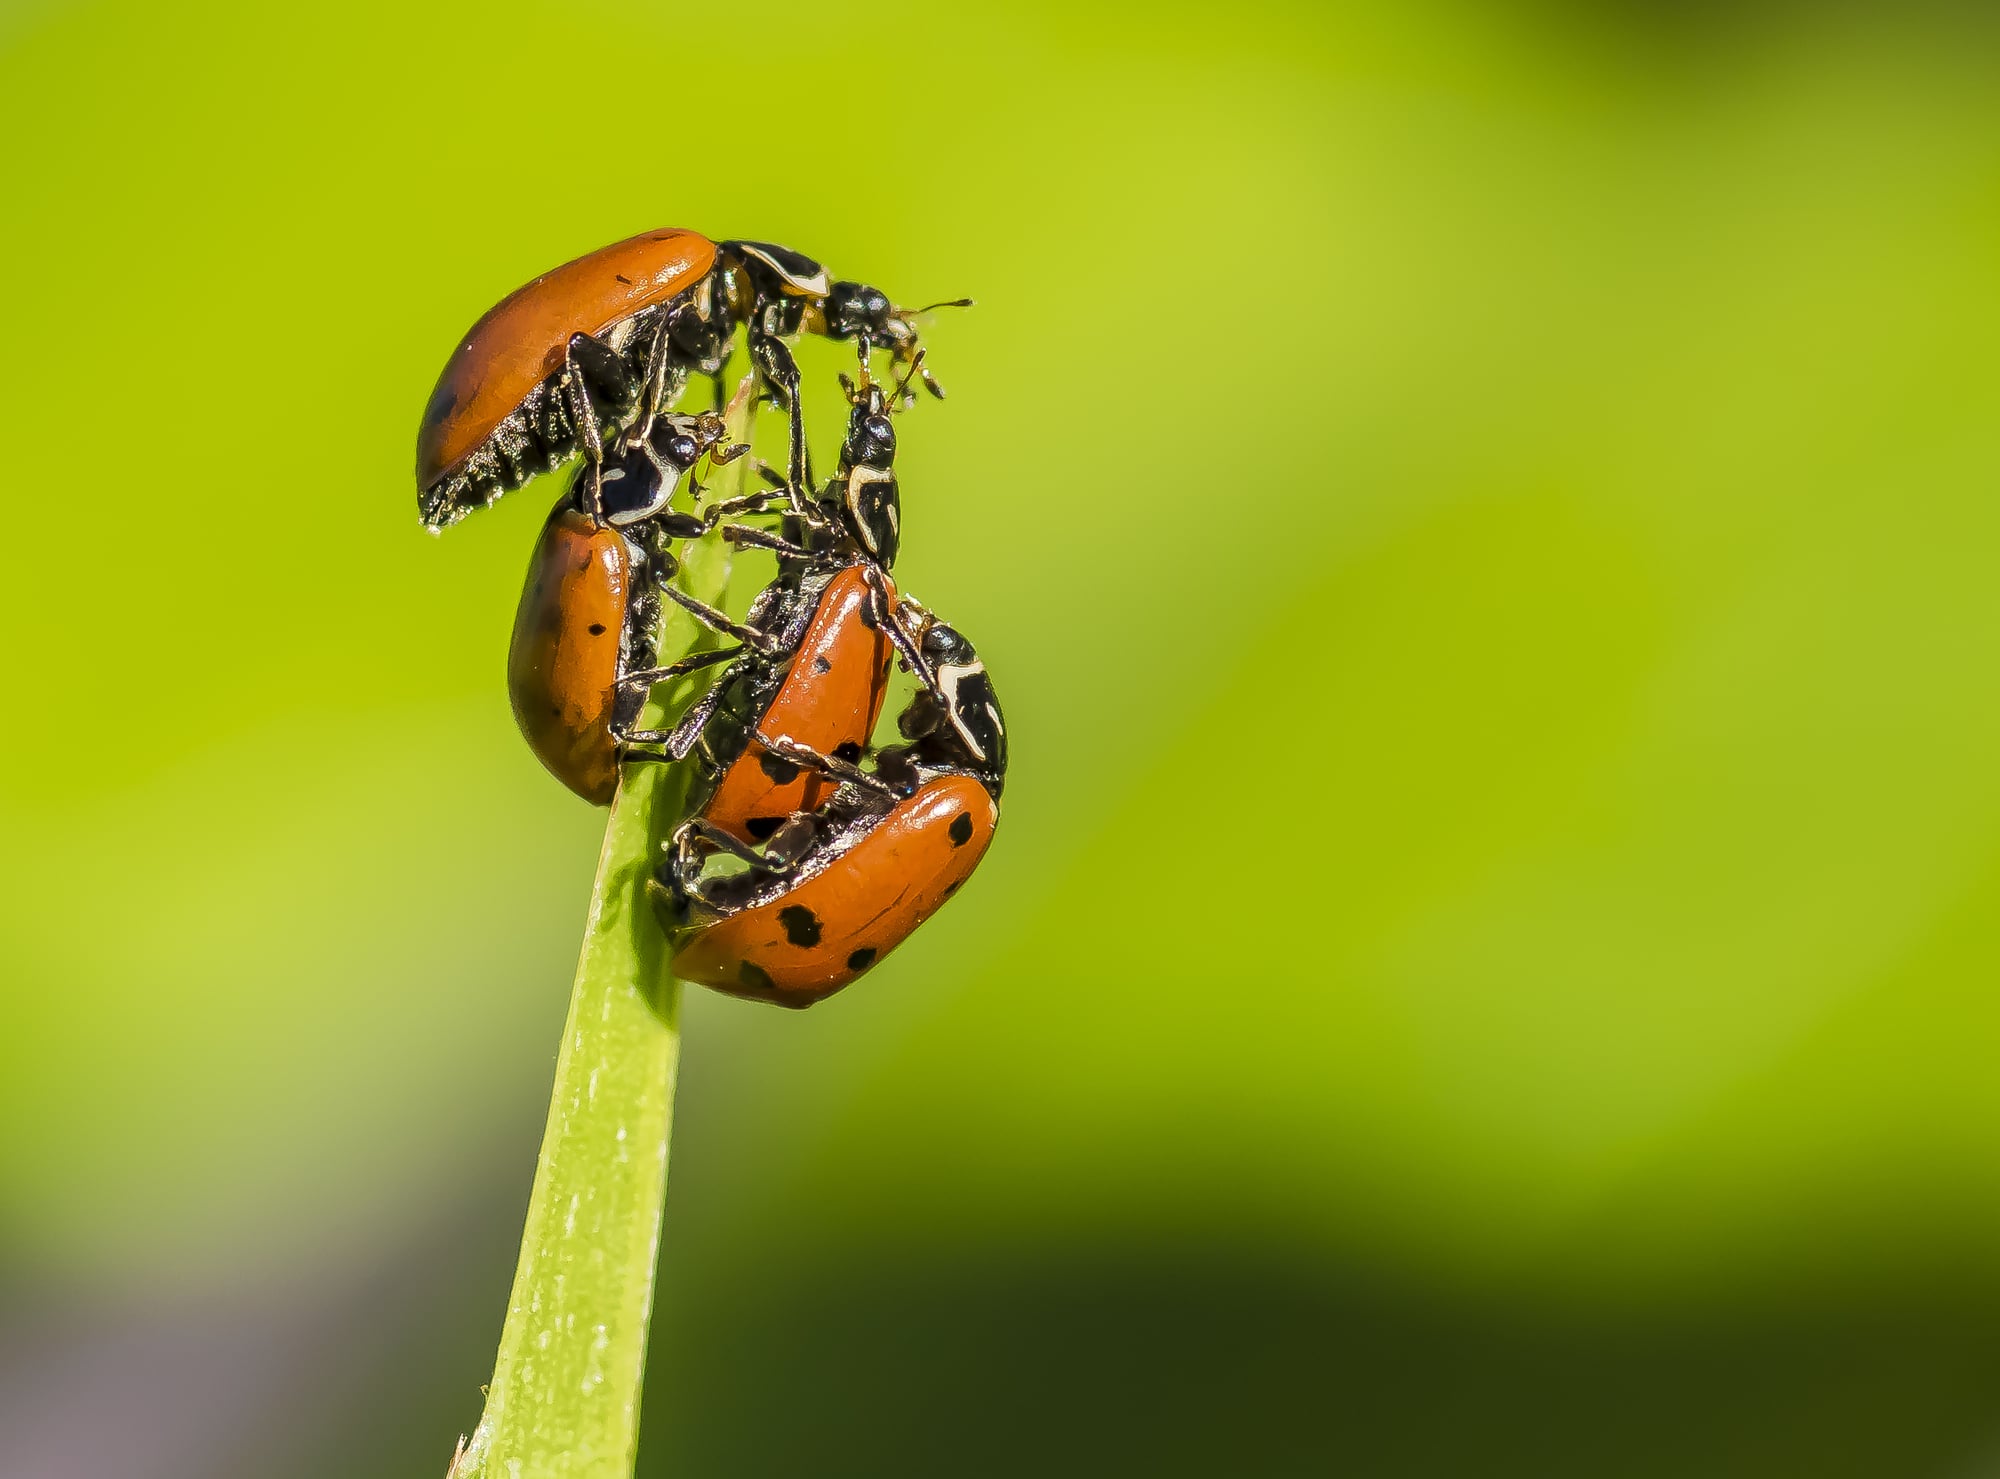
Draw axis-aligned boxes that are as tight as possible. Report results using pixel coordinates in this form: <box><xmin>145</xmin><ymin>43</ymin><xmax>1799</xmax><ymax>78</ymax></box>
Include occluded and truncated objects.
<box><xmin>736</xmin><ymin>242</ymin><xmax>831</xmax><ymax>298</ymax></box>
<box><xmin>935</xmin><ymin>661</ymin><xmax>990</xmax><ymax>761</ymax></box>
<box><xmin>845</xmin><ymin>466</ymin><xmax>898</xmax><ymax>548</ymax></box>
<box><xmin>603</xmin><ymin>453</ymin><xmax>684</xmax><ymax>527</ymax></box>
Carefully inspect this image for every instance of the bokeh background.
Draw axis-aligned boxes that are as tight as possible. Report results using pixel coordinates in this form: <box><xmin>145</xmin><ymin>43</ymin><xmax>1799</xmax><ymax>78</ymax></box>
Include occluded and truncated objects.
<box><xmin>5</xmin><ymin>0</ymin><xmax>2000</xmax><ymax>1474</ymax></box>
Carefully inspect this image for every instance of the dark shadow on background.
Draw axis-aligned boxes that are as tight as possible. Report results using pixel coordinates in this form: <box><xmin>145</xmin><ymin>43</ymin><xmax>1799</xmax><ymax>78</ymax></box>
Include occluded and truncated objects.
<box><xmin>18</xmin><ymin>1189</ymin><xmax>2000</xmax><ymax>1477</ymax></box>
<box><xmin>643</xmin><ymin>1239</ymin><xmax>2000</xmax><ymax>1479</ymax></box>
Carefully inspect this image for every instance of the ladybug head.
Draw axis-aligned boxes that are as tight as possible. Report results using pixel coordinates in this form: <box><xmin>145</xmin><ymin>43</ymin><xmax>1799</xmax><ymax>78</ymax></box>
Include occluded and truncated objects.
<box><xmin>814</xmin><ymin>374</ymin><xmax>902</xmax><ymax>564</ymax></box>
<box><xmin>905</xmin><ymin>621</ymin><xmax>1007</xmax><ymax>786</ymax></box>
<box><xmin>597</xmin><ymin>413</ymin><xmax>741</xmax><ymax>528</ymax></box>
<box><xmin>918</xmin><ymin>621</ymin><xmax>976</xmax><ymax>669</ymax></box>
<box><xmin>823</xmin><ymin>281</ymin><xmax>897</xmax><ymax>343</ymax></box>
<box><xmin>650</xmin><ymin>411</ymin><xmax>737</xmax><ymax>476</ymax></box>
<box><xmin>823</xmin><ymin>286</ymin><xmax>970</xmax><ymax>401</ymax></box>
<box><xmin>839</xmin><ymin>378</ymin><xmax>898</xmax><ymax>469</ymax></box>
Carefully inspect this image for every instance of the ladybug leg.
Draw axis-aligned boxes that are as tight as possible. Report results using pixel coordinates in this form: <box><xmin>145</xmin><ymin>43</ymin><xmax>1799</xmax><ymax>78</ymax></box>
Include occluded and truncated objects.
<box><xmin>682</xmin><ymin>439</ymin><xmax>751</xmax><ymax>505</ymax></box>
<box><xmin>628</xmin><ymin>314</ymin><xmax>675</xmax><ymax>444</ymax></box>
<box><xmin>911</xmin><ymin>351</ymin><xmax>947</xmax><ymax>402</ymax></box>
<box><xmin>748</xmin><ymin>334</ymin><xmax>814</xmax><ymax>515</ymax></box>
<box><xmin>687</xmin><ymin>488</ymin><xmax>793</xmax><ymax>546</ymax></box>
<box><xmin>721</xmin><ymin>523</ymin><xmax>814</xmax><ymax>561</ymax></box>
<box><xmin>665</xmin><ymin>818</ymin><xmax>812</xmax><ymax>893</ymax></box>
<box><xmin>662</xmin><ymin>818</ymin><xmax>824</xmax><ymax>916</ymax></box>
<box><xmin>656</xmin><ymin>821</ymin><xmax>760</xmax><ymax>916</ymax></box>
<box><xmin>560</xmin><ymin>332</ymin><xmax>638</xmax><ymax>520</ymax></box>
<box><xmin>610</xmin><ymin>646</ymin><xmax>742</xmax><ymax>747</ymax></box>
<box><xmin>657</xmin><ymin>581</ymin><xmax>785</xmax><ymax>654</ymax></box>
<box><xmin>646</xmin><ymin>510</ymin><xmax>786</xmax><ymax>549</ymax></box>
<box><xmin>675</xmin><ymin>819</ymin><xmax>771</xmax><ymax>870</ymax></box>
<box><xmin>644</xmin><ymin>542</ymin><xmax>785</xmax><ymax>652</ymax></box>
<box><xmin>886</xmin><ymin>346</ymin><xmax>944</xmax><ymax>404</ymax></box>
<box><xmin>864</xmin><ymin>569</ymin><xmax>937</xmax><ymax>692</ymax></box>
<box><xmin>700</xmin><ymin>485</ymin><xmax>786</xmax><ymax>519</ymax></box>
<box><xmin>736</xmin><ymin>458</ymin><xmax>835</xmax><ymax>543</ymax></box>
<box><xmin>754</xmin><ymin>732</ymin><xmax>897</xmax><ymax>798</ymax></box>
<box><xmin>659</xmin><ymin>675</ymin><xmax>733</xmax><ymax>762</ymax></box>
<box><xmin>645</xmin><ymin>510</ymin><xmax>715</xmax><ymax>542</ymax></box>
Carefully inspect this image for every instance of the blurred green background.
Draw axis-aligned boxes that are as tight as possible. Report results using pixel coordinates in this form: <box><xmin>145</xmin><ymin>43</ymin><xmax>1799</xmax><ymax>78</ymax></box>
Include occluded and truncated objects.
<box><xmin>5</xmin><ymin>0</ymin><xmax>2000</xmax><ymax>1474</ymax></box>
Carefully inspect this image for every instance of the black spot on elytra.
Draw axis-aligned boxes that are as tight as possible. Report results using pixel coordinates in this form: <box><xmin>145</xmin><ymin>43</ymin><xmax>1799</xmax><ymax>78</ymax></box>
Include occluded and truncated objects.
<box><xmin>834</xmin><ymin>741</ymin><xmax>863</xmax><ymax>763</ymax></box>
<box><xmin>757</xmin><ymin>750</ymin><xmax>801</xmax><ymax>784</ymax></box>
<box><xmin>738</xmin><ymin>959</ymin><xmax>777</xmax><ymax>993</ymax></box>
<box><xmin>847</xmin><ymin>947</ymin><xmax>876</xmax><ymax>971</ymax></box>
<box><xmin>949</xmin><ymin>812</ymin><xmax>974</xmax><ymax>846</ymax></box>
<box><xmin>778</xmin><ymin>904</ymin><xmax>822</xmax><ymax>947</ymax></box>
<box><xmin>812</xmin><ymin>656</ymin><xmax>832</xmax><ymax>674</ymax></box>
<box><xmin>587</xmin><ymin>622</ymin><xmax>607</xmax><ymax>636</ymax></box>
<box><xmin>943</xmin><ymin>879</ymin><xmax>963</xmax><ymax>897</ymax></box>
<box><xmin>745</xmin><ymin>816</ymin><xmax>782</xmax><ymax>840</ymax></box>
<box><xmin>616</xmin><ymin>273</ymin><xmax>634</xmax><ymax>284</ymax></box>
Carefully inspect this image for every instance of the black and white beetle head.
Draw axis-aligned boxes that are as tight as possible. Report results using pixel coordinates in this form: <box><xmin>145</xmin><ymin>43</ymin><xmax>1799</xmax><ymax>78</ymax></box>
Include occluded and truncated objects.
<box><xmin>824</xmin><ymin>281</ymin><xmax>899</xmax><ymax>344</ymax></box>
<box><xmin>823</xmin><ymin>380</ymin><xmax>901</xmax><ymax>565</ymax></box>
<box><xmin>908</xmin><ymin>620</ymin><xmax>1007</xmax><ymax>786</ymax></box>
<box><xmin>596</xmin><ymin>413</ymin><xmax>738</xmax><ymax>528</ymax></box>
<box><xmin>823</xmin><ymin>287</ymin><xmax>970</xmax><ymax>400</ymax></box>
<box><xmin>842</xmin><ymin>382</ymin><xmax>898</xmax><ymax>469</ymax></box>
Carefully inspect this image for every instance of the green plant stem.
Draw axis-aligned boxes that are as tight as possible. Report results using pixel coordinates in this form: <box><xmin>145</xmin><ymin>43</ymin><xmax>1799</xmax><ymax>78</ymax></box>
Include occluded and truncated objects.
<box><xmin>449</xmin><ymin>398</ymin><xmax>750</xmax><ymax>1479</ymax></box>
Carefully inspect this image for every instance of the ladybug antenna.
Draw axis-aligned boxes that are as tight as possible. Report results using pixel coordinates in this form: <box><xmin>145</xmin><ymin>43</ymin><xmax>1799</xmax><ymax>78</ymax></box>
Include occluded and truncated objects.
<box><xmin>890</xmin><ymin>350</ymin><xmax>927</xmax><ymax>408</ymax></box>
<box><xmin>910</xmin><ymin>297</ymin><xmax>974</xmax><ymax>315</ymax></box>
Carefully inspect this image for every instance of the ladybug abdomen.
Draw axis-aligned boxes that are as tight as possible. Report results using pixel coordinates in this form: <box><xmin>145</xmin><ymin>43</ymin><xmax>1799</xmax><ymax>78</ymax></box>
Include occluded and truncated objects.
<box><xmin>701</xmin><ymin>565</ymin><xmax>895</xmax><ymax>843</ymax></box>
<box><xmin>417</xmin><ymin>228</ymin><xmax>717</xmax><ymax>500</ymax></box>
<box><xmin>506</xmin><ymin>506</ymin><xmax>631</xmax><ymax>805</ymax></box>
<box><xmin>673</xmin><ymin>774</ymin><xmax>997</xmax><ymax>1006</ymax></box>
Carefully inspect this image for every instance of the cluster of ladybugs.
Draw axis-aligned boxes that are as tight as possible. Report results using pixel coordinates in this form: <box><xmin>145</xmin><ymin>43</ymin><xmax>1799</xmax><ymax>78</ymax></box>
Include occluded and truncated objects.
<box><xmin>415</xmin><ymin>230</ymin><xmax>1003</xmax><ymax>1009</ymax></box>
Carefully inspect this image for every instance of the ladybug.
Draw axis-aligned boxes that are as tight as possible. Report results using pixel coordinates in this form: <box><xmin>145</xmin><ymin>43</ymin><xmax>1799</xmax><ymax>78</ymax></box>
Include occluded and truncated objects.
<box><xmin>656</xmin><ymin>605</ymin><xmax>1007</xmax><ymax>1007</ymax></box>
<box><xmin>416</xmin><ymin>230</ymin><xmax>962</xmax><ymax>529</ymax></box>
<box><xmin>504</xmin><ymin>413</ymin><xmax>749</xmax><ymax>804</ymax></box>
<box><xmin>643</xmin><ymin>366</ymin><xmax>934</xmax><ymax>841</ymax></box>
<box><xmin>812</xmin><ymin>367</ymin><xmax>906</xmax><ymax>567</ymax></box>
<box><xmin>663</xmin><ymin>562</ymin><xmax>903</xmax><ymax>842</ymax></box>
<box><xmin>502</xmin><ymin>359</ymin><xmax>918</xmax><ymax>809</ymax></box>
<box><xmin>720</xmin><ymin>242</ymin><xmax>967</xmax><ymax>398</ymax></box>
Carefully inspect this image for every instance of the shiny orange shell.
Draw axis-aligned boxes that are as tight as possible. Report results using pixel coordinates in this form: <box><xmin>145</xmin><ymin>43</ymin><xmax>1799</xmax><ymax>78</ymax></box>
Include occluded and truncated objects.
<box><xmin>673</xmin><ymin>774</ymin><xmax>999</xmax><ymax>1007</ymax></box>
<box><xmin>507</xmin><ymin>505</ymin><xmax>632</xmax><ymax>805</ymax></box>
<box><xmin>417</xmin><ymin>228</ymin><xmax>717</xmax><ymax>490</ymax></box>
<box><xmin>701</xmin><ymin>566</ymin><xmax>896</xmax><ymax>843</ymax></box>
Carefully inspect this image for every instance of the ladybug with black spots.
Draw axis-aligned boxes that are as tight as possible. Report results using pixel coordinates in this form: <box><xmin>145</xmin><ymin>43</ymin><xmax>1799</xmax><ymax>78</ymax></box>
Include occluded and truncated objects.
<box><xmin>415</xmin><ymin>229</ymin><xmax>963</xmax><ymax>529</ymax></box>
<box><xmin>632</xmin><ymin>362</ymin><xmax>938</xmax><ymax>841</ymax></box>
<box><xmin>504</xmin><ymin>355</ymin><xmax>930</xmax><ymax>812</ymax></box>
<box><xmin>656</xmin><ymin>603</ymin><xmax>1007</xmax><ymax>1007</ymax></box>
<box><xmin>504</xmin><ymin>412</ymin><xmax>750</xmax><ymax>804</ymax></box>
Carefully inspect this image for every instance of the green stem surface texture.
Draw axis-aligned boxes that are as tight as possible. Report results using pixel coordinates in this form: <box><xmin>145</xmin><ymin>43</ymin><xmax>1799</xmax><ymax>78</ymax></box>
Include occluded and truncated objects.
<box><xmin>449</xmin><ymin>398</ymin><xmax>748</xmax><ymax>1479</ymax></box>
